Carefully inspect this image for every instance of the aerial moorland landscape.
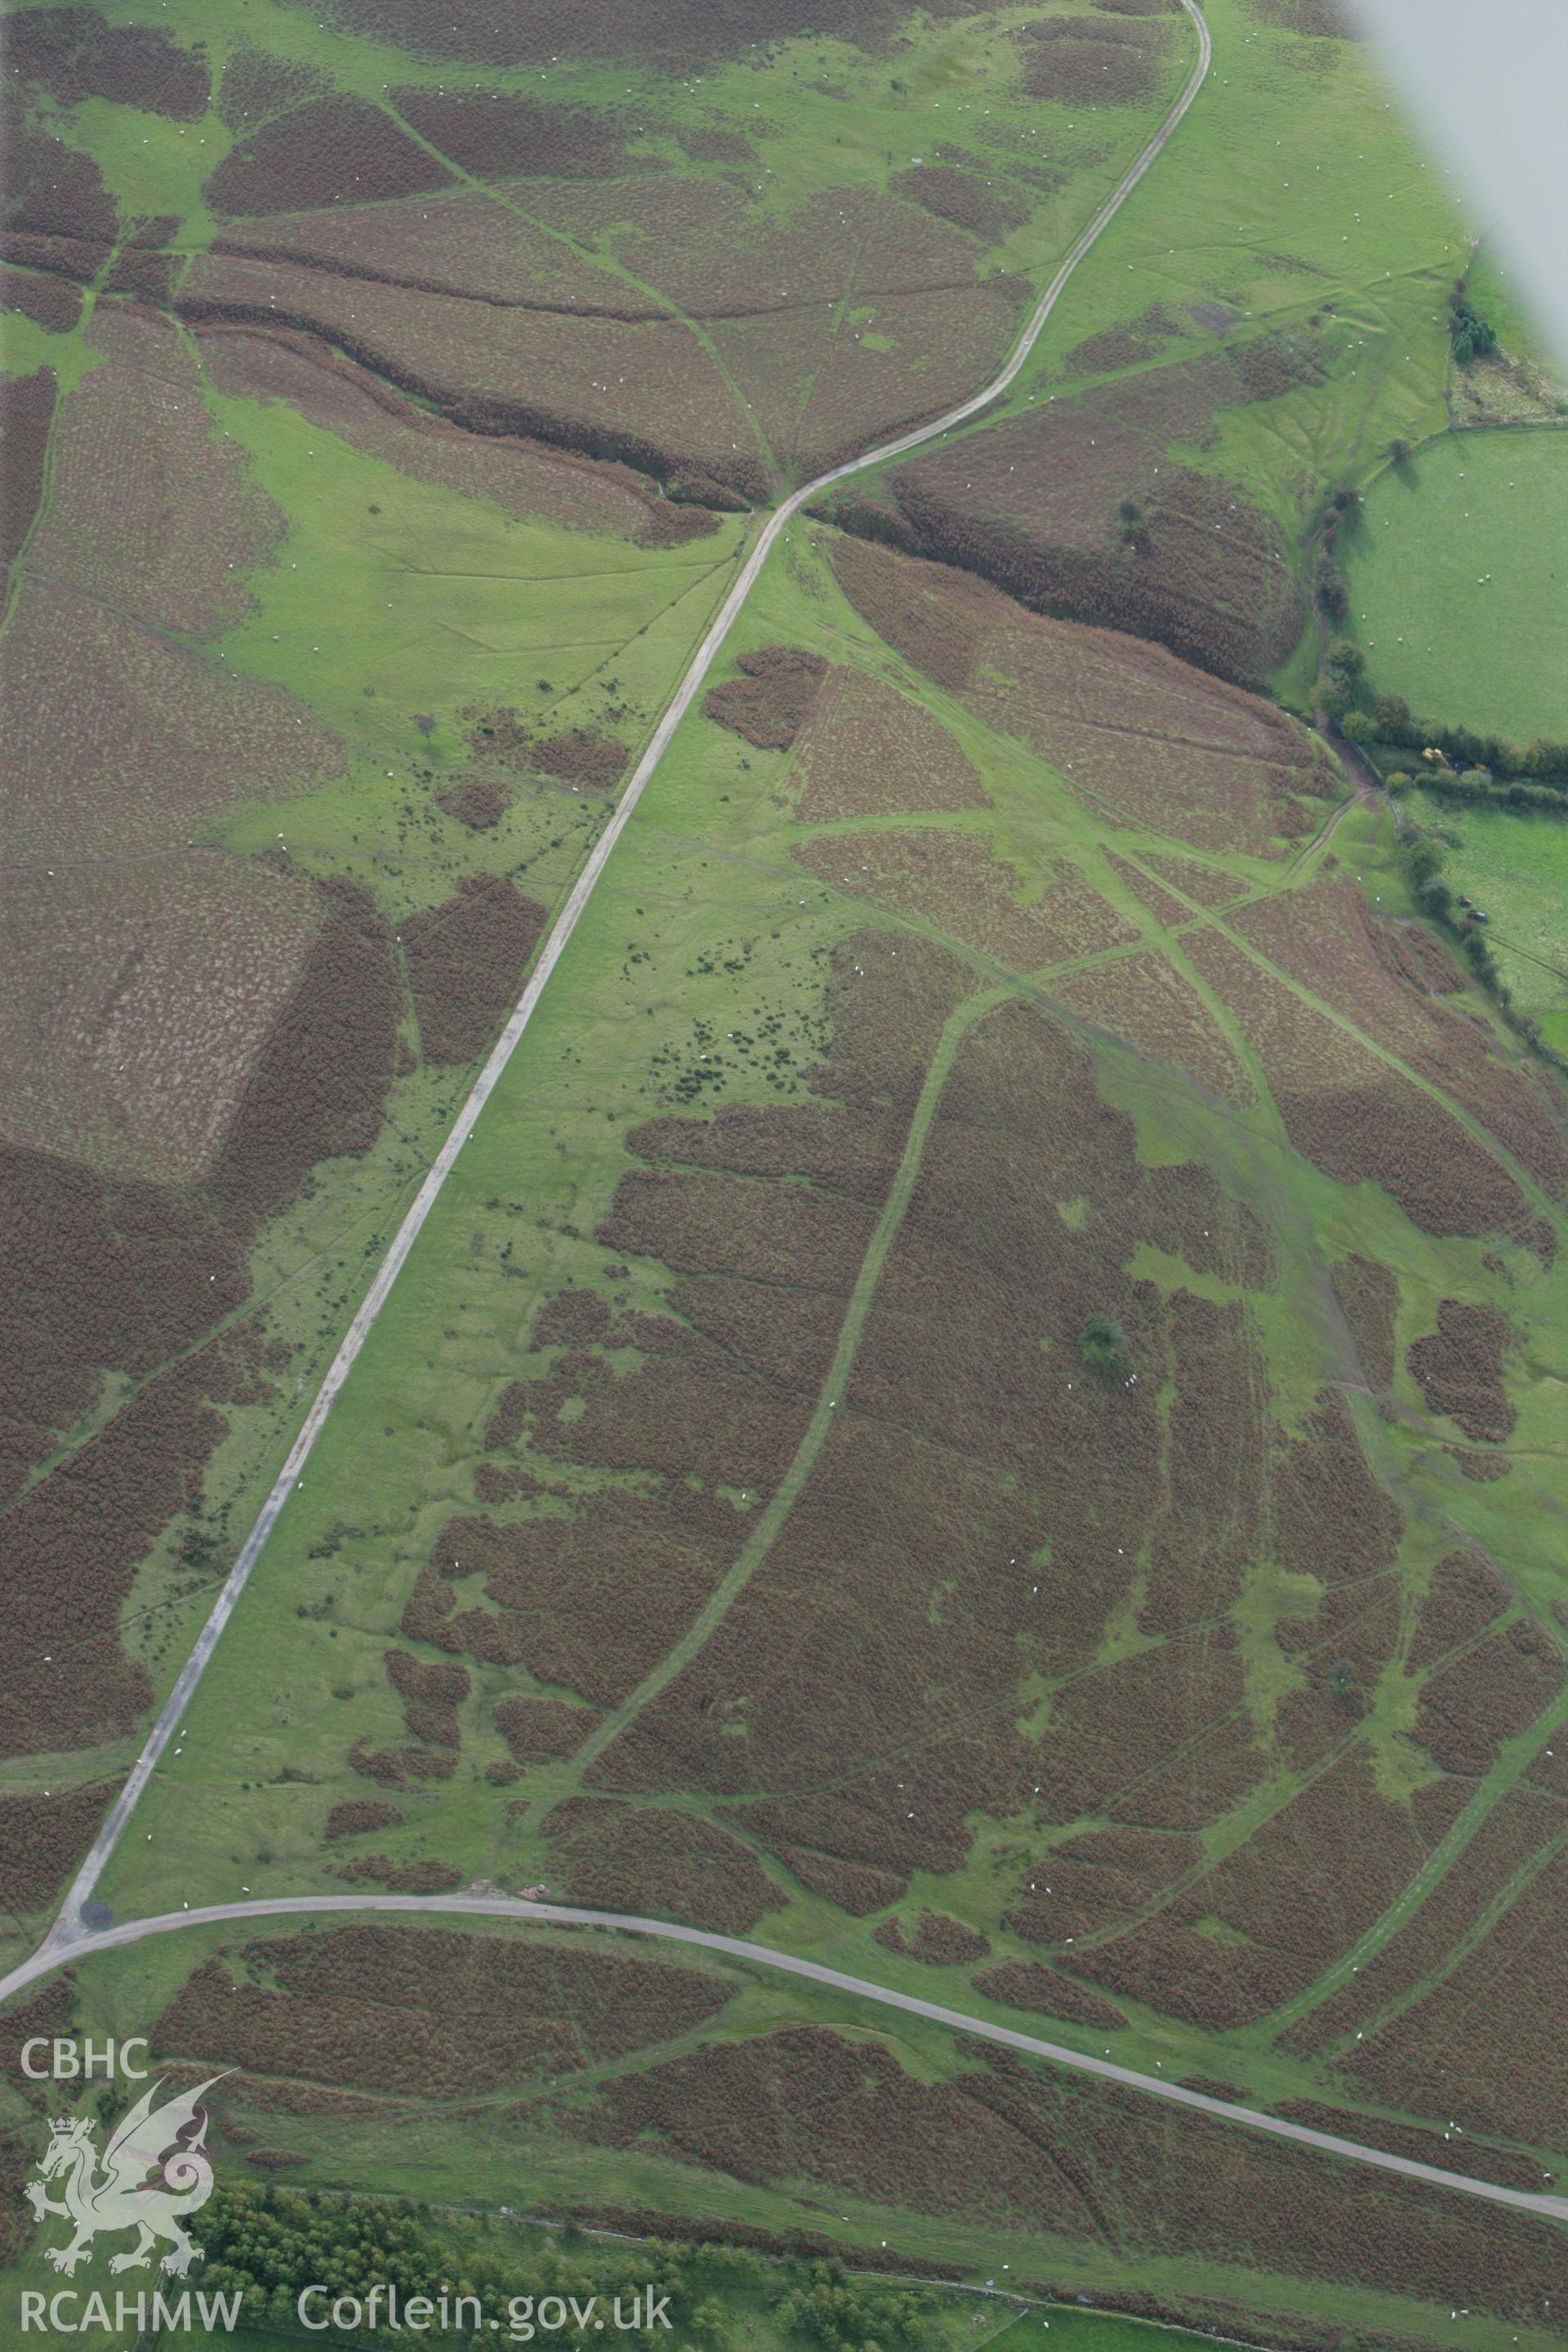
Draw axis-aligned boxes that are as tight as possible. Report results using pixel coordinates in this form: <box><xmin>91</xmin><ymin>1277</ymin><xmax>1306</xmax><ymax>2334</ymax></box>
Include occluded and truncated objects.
<box><xmin>2</xmin><ymin>0</ymin><xmax>1566</xmax><ymax>2346</ymax></box>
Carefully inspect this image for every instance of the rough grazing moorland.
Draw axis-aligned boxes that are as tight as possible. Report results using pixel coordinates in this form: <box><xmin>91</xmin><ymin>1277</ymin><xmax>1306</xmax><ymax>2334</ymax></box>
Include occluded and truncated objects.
<box><xmin>7</xmin><ymin>0</ymin><xmax>1568</xmax><ymax>2341</ymax></box>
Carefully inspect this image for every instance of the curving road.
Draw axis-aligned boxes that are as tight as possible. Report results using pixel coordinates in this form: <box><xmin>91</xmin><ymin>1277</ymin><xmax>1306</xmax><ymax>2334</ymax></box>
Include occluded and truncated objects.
<box><xmin>48</xmin><ymin>0</ymin><xmax>1211</xmax><ymax>1944</ymax></box>
<box><xmin>5</xmin><ymin>1891</ymin><xmax>1565</xmax><ymax>2227</ymax></box>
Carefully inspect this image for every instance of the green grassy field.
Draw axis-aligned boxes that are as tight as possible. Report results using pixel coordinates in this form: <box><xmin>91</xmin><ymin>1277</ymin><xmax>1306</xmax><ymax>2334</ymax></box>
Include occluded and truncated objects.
<box><xmin>1344</xmin><ymin>427</ymin><xmax>1568</xmax><ymax>740</ymax></box>
<box><xmin>1410</xmin><ymin>789</ymin><xmax>1568</xmax><ymax>1054</ymax></box>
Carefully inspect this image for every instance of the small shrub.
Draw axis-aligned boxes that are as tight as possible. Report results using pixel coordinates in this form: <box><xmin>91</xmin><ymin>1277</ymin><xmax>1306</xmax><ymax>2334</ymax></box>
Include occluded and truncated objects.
<box><xmin>1079</xmin><ymin>1314</ymin><xmax>1128</xmax><ymax>1382</ymax></box>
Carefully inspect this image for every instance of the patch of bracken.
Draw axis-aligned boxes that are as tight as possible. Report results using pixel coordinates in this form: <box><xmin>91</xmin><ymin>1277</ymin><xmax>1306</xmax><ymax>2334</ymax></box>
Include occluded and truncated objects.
<box><xmin>210</xmin><ymin>877</ymin><xmax>403</xmax><ymax>1231</ymax></box>
<box><xmin>401</xmin><ymin>874</ymin><xmax>546</xmax><ymax>1066</ymax></box>
<box><xmin>1407</xmin><ymin>1299</ymin><xmax>1515</xmax><ymax>1443</ymax></box>
<box><xmin>704</xmin><ymin>645</ymin><xmax>827</xmax><ymax>749</ymax></box>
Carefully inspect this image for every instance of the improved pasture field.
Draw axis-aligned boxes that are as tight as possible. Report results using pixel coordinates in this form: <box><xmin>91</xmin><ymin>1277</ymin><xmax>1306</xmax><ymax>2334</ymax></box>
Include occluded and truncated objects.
<box><xmin>1405</xmin><ymin>786</ymin><xmax>1568</xmax><ymax>1059</ymax></box>
<box><xmin>1344</xmin><ymin>430</ymin><xmax>1568</xmax><ymax>743</ymax></box>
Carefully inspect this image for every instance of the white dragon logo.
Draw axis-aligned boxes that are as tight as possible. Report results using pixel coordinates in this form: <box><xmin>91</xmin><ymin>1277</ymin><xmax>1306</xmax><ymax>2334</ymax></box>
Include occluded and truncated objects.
<box><xmin>25</xmin><ymin>2075</ymin><xmax>227</xmax><ymax>2278</ymax></box>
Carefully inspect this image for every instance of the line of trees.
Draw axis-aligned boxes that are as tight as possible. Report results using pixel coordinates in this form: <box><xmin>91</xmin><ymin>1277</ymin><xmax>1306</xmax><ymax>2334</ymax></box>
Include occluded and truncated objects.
<box><xmin>1320</xmin><ymin>642</ymin><xmax>1568</xmax><ymax>807</ymax></box>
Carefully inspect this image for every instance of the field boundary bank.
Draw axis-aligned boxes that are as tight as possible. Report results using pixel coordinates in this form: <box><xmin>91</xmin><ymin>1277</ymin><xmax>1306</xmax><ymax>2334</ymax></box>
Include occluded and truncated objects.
<box><xmin>5</xmin><ymin>1890</ymin><xmax>1566</xmax><ymax>2226</ymax></box>
<box><xmin>42</xmin><ymin>1</ymin><xmax>1214</xmax><ymax>1944</ymax></box>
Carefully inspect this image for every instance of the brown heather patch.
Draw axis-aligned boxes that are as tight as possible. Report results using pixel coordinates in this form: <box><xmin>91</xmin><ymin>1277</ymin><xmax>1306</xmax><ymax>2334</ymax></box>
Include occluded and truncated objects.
<box><xmin>216</xmin><ymin>47</ymin><xmax>327</xmax><ymax>128</ymax></box>
<box><xmin>1527</xmin><ymin>1737</ymin><xmax>1568</xmax><ymax>1800</ymax></box>
<box><xmin>0</xmin><ymin>873</ymin><xmax>398</xmax><ymax>1770</ymax></box>
<box><xmin>1051</xmin><ymin>951</ymin><xmax>1256</xmax><ymax>1107</ymax></box>
<box><xmin>1447</xmin><ymin>1445</ymin><xmax>1513</xmax><ymax>1481</ymax></box>
<box><xmin>786</xmin><ymin>666</ymin><xmax>987</xmax><ymax>824</ymax></box>
<box><xmin>1414</xmin><ymin>1619</ymin><xmax>1561</xmax><ymax>1779</ymax></box>
<box><xmin>198</xmin><ymin>328</ymin><xmax>715</xmax><ymax>549</ymax></box>
<box><xmin>1143</xmin><ymin>849</ymin><xmax>1254</xmax><ymax>906</ymax></box>
<box><xmin>101</xmin><ymin>249</ymin><xmax>178</xmax><ymax>303</ymax></box>
<box><xmin>204</xmin><ymin>96</ymin><xmax>457</xmax><ymax>218</ymax></box>
<box><xmin>2</xmin><ymin>108</ymin><xmax>118</xmax><ymax>268</ymax></box>
<box><xmin>1335</xmin><ymin>1838</ymin><xmax>1568</xmax><ymax>2149</ymax></box>
<box><xmin>0</xmin><ymin>367</ymin><xmax>55</xmax><ymax>563</ymax></box>
<box><xmin>391</xmin><ymin>89</ymin><xmax>637</xmax><ymax>180</ymax></box>
<box><xmin>385</xmin><ymin>1650</ymin><xmax>469</xmax><ymax>1751</ymax></box>
<box><xmin>0</xmin><ymin>1150</ymin><xmax>285</xmax><ymax>1752</ymax></box>
<box><xmin>1271</xmin><ymin>1388</ymin><xmax>1403</xmax><ymax>1588</ymax></box>
<box><xmin>0</xmin><ymin>1355</ymin><xmax>224</xmax><ymax>1756</ymax></box>
<box><xmin>830</xmin><ymin>536</ymin><xmax>1318</xmax><ymax>855</ymax></box>
<box><xmin>402</xmin><ymin>875</ymin><xmax>546</xmax><ymax>1067</ymax></box>
<box><xmin>434</xmin><ymin>777</ymin><xmax>506</xmax><ymax>830</ymax></box>
<box><xmin>1032</xmin><ymin>1630</ymin><xmax>1263</xmax><ymax>1833</ymax></box>
<box><xmin>677</xmin><ymin>127</ymin><xmax>753</xmax><ymax>164</ymax></box>
<box><xmin>1</xmin><ymin>264</ymin><xmax>82</xmax><ymax>333</ymax></box>
<box><xmin>5</xmin><ymin>6</ymin><xmax>207</xmax><ymax>116</ymax></box>
<box><xmin>791</xmin><ymin>829</ymin><xmax>1138</xmax><ymax>973</ymax></box>
<box><xmin>176</xmin><ymin>246</ymin><xmax>768</xmax><ymax>501</ymax></box>
<box><xmin>546</xmin><ymin>1798</ymin><xmax>777</xmax><ymax>1936</ymax></box>
<box><xmin>866</xmin><ymin>344</ymin><xmax>1318</xmax><ymax>686</ymax></box>
<box><xmin>827</xmin><ymin>535</ymin><xmax>991</xmax><ymax>691</ymax></box>
<box><xmin>872</xmin><ymin>1910</ymin><xmax>991</xmax><ymax>1967</ymax></box>
<box><xmin>1013</xmin><ymin>12</ymin><xmax>1169</xmax><ymax>105</ymax></box>
<box><xmin>1081</xmin><ymin>1751</ymin><xmax>1432</xmax><ymax>2030</ymax></box>
<box><xmin>0</xmin><ymin>1780</ymin><xmax>117</xmax><ymax>1914</ymax></box>
<box><xmin>1102</xmin><ymin>853</ymin><xmax>1190</xmax><ymax>931</ymax></box>
<box><xmin>594</xmin><ymin>991</ymin><xmax>1277</xmax><ymax>1878</ymax></box>
<box><xmin>328</xmin><ymin>1854</ymin><xmax>462</xmax><ymax>1894</ymax></box>
<box><xmin>1005</xmin><ymin>1824</ymin><xmax>1199</xmax><ymax>1949</ymax></box>
<box><xmin>0</xmin><ymin>854</ymin><xmax>323</xmax><ymax>1187</ymax></box>
<box><xmin>326</xmin><ymin>0</ymin><xmax>977</xmax><ymax>72</ymax></box>
<box><xmin>323</xmin><ymin>1799</ymin><xmax>402</xmax><ymax>1841</ymax></box>
<box><xmin>406</xmin><ymin>1494</ymin><xmax>736</xmax><ymax>1709</ymax></box>
<box><xmin>1063</xmin><ymin>303</ymin><xmax>1182</xmax><ymax>377</ymax></box>
<box><xmin>972</xmin><ymin>1961</ymin><xmax>1127</xmax><ymax>2029</ymax></box>
<box><xmin>706</xmin><ymin>646</ymin><xmax>828</xmax><ymax>751</ymax></box>
<box><xmin>212</xmin><ymin>878</ymin><xmax>403</xmax><ymax>1232</ymax></box>
<box><xmin>707</xmin><ymin>265</ymin><xmax>1002</xmax><ymax>478</ymax></box>
<box><xmin>0</xmin><ymin>1979</ymin><xmax>75</xmax><ymax>2118</ymax></box>
<box><xmin>1287</xmin><ymin>1783</ymin><xmax>1560</xmax><ymax>2056</ymax></box>
<box><xmin>154</xmin><ymin>1926</ymin><xmax>728</xmax><ymax>2098</ymax></box>
<box><xmin>206</xmin><ymin>183</ymin><xmax>626</xmax><ymax>314</ymax></box>
<box><xmin>1248</xmin><ymin>0</ymin><xmax>1361</xmax><ymax>33</ymax></box>
<box><xmin>889</xmin><ymin>165</ymin><xmax>1027</xmax><ymax>244</ymax></box>
<box><xmin>27</xmin><ymin>304</ymin><xmax>283</xmax><ymax>641</ymax></box>
<box><xmin>775</xmin><ymin>1846</ymin><xmax>905</xmax><ymax>1915</ymax></box>
<box><xmin>579</xmin><ymin>2024</ymin><xmax>1561</xmax><ymax>2324</ymax></box>
<box><xmin>1184</xmin><ymin>929</ymin><xmax>1548</xmax><ymax>1253</ymax></box>
<box><xmin>496</xmin><ymin>1692</ymin><xmax>597</xmax><ymax>1762</ymax></box>
<box><xmin>526</xmin><ymin>727</ymin><xmax>629</xmax><ymax>791</ymax></box>
<box><xmin>1372</xmin><ymin>914</ymin><xmax>1464</xmax><ymax>996</ymax></box>
<box><xmin>1407</xmin><ymin>1298</ymin><xmax>1516</xmax><ymax>1444</ymax></box>
<box><xmin>1276</xmin><ymin>1573</ymin><xmax>1402</xmax><ymax>1697</ymax></box>
<box><xmin>348</xmin><ymin>1740</ymin><xmax>456</xmax><ymax>1787</ymax></box>
<box><xmin>1234</xmin><ymin>882</ymin><xmax>1568</xmax><ymax>1200</ymax></box>
<box><xmin>2</xmin><ymin>581</ymin><xmax>345</xmax><ymax>862</ymax></box>
<box><xmin>1330</xmin><ymin>1251</ymin><xmax>1398</xmax><ymax>1389</ymax></box>
<box><xmin>599</xmin><ymin>1169</ymin><xmax>875</xmax><ymax>1296</ymax></box>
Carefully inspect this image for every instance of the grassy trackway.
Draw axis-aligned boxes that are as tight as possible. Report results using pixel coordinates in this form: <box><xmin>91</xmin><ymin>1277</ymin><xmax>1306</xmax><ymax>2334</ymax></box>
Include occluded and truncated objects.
<box><xmin>534</xmin><ymin>980</ymin><xmax>1019</xmax><ymax>1813</ymax></box>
